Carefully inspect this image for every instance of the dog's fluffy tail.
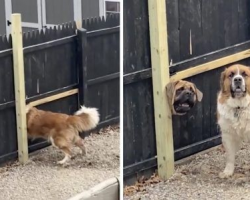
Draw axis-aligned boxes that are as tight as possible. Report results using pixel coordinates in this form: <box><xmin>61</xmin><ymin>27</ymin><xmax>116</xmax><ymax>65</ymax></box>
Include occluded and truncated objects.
<box><xmin>68</xmin><ymin>105</ymin><xmax>100</xmax><ymax>132</ymax></box>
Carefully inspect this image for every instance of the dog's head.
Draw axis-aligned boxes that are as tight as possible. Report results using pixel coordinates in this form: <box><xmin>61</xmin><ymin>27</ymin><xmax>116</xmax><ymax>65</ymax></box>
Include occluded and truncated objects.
<box><xmin>220</xmin><ymin>64</ymin><xmax>250</xmax><ymax>99</ymax></box>
<box><xmin>166</xmin><ymin>80</ymin><xmax>203</xmax><ymax>115</ymax></box>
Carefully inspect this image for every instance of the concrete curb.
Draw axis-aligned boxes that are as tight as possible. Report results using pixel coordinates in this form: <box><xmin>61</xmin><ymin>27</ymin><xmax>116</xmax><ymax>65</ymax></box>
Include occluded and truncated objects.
<box><xmin>68</xmin><ymin>177</ymin><xmax>120</xmax><ymax>200</ymax></box>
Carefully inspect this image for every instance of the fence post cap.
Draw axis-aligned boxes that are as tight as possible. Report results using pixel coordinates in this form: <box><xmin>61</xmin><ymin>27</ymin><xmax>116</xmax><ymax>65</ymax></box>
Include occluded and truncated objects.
<box><xmin>77</xmin><ymin>28</ymin><xmax>87</xmax><ymax>32</ymax></box>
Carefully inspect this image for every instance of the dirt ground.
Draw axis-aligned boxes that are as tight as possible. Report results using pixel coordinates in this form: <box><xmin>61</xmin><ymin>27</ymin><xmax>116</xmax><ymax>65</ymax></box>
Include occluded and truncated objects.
<box><xmin>124</xmin><ymin>143</ymin><xmax>250</xmax><ymax>200</ymax></box>
<box><xmin>0</xmin><ymin>125</ymin><xmax>119</xmax><ymax>200</ymax></box>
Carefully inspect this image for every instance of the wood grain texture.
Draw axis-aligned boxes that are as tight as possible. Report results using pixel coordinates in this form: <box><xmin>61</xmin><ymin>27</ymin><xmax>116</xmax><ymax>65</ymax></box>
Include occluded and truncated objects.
<box><xmin>170</xmin><ymin>49</ymin><xmax>250</xmax><ymax>81</ymax></box>
<box><xmin>28</xmin><ymin>89</ymin><xmax>78</xmax><ymax>107</ymax></box>
<box><xmin>148</xmin><ymin>0</ymin><xmax>174</xmax><ymax>180</ymax></box>
<box><xmin>11</xmin><ymin>14</ymin><xmax>29</xmax><ymax>164</ymax></box>
<box><xmin>123</xmin><ymin>1</ymin><xmax>157</xmax><ymax>179</ymax></box>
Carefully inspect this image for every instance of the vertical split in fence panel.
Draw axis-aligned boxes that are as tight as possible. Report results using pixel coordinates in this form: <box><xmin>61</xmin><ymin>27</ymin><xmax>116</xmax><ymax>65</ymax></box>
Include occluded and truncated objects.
<box><xmin>11</xmin><ymin>14</ymin><xmax>28</xmax><ymax>163</ymax></box>
<box><xmin>148</xmin><ymin>0</ymin><xmax>174</xmax><ymax>179</ymax></box>
<box><xmin>77</xmin><ymin>28</ymin><xmax>88</xmax><ymax>106</ymax></box>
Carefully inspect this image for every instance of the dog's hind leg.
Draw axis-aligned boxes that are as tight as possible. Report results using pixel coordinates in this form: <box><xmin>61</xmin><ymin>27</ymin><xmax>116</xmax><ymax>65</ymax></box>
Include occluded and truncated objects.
<box><xmin>57</xmin><ymin>147</ymin><xmax>72</xmax><ymax>164</ymax></box>
<box><xmin>54</xmin><ymin>137</ymin><xmax>72</xmax><ymax>164</ymax></box>
<box><xmin>74</xmin><ymin>136</ymin><xmax>86</xmax><ymax>156</ymax></box>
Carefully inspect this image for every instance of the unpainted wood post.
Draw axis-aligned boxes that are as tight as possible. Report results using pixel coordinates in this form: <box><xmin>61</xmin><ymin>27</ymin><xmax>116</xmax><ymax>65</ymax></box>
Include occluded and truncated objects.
<box><xmin>148</xmin><ymin>0</ymin><xmax>174</xmax><ymax>179</ymax></box>
<box><xmin>11</xmin><ymin>13</ymin><xmax>29</xmax><ymax>164</ymax></box>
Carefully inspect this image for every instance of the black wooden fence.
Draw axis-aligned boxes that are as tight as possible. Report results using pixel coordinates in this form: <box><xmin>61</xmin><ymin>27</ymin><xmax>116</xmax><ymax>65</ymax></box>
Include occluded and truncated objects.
<box><xmin>0</xmin><ymin>14</ymin><xmax>119</xmax><ymax>164</ymax></box>
<box><xmin>123</xmin><ymin>0</ymin><xmax>250</xmax><ymax>183</ymax></box>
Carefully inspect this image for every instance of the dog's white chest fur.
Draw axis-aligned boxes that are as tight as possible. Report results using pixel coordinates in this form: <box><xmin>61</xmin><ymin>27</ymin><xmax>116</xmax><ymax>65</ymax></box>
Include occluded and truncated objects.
<box><xmin>217</xmin><ymin>93</ymin><xmax>250</xmax><ymax>141</ymax></box>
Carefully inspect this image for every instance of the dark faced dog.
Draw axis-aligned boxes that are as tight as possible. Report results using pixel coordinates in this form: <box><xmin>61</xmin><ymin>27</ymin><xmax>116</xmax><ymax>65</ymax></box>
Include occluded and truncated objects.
<box><xmin>166</xmin><ymin>80</ymin><xmax>203</xmax><ymax>115</ymax></box>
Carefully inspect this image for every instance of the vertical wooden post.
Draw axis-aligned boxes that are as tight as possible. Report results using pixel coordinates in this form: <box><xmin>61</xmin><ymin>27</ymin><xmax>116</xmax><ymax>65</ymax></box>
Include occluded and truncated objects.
<box><xmin>77</xmin><ymin>28</ymin><xmax>88</xmax><ymax>106</ymax></box>
<box><xmin>11</xmin><ymin>14</ymin><xmax>28</xmax><ymax>164</ymax></box>
<box><xmin>148</xmin><ymin>0</ymin><xmax>174</xmax><ymax>179</ymax></box>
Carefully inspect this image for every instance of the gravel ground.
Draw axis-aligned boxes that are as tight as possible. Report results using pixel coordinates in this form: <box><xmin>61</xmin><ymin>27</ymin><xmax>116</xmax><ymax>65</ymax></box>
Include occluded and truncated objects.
<box><xmin>0</xmin><ymin>125</ymin><xmax>119</xmax><ymax>200</ymax></box>
<box><xmin>125</xmin><ymin>143</ymin><xmax>250</xmax><ymax>200</ymax></box>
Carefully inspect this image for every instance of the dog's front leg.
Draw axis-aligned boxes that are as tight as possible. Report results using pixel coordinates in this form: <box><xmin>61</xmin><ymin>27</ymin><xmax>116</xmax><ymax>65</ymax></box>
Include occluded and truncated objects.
<box><xmin>219</xmin><ymin>133</ymin><xmax>240</xmax><ymax>178</ymax></box>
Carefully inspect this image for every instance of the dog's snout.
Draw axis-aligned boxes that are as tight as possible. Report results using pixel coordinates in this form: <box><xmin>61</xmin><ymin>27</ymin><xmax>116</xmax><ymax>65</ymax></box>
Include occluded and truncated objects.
<box><xmin>234</xmin><ymin>77</ymin><xmax>243</xmax><ymax>83</ymax></box>
<box><xmin>185</xmin><ymin>90</ymin><xmax>192</xmax><ymax>96</ymax></box>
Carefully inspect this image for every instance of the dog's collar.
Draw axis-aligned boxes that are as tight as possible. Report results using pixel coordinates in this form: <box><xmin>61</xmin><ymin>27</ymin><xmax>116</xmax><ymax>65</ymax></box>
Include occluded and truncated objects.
<box><xmin>234</xmin><ymin>106</ymin><xmax>243</xmax><ymax>118</ymax></box>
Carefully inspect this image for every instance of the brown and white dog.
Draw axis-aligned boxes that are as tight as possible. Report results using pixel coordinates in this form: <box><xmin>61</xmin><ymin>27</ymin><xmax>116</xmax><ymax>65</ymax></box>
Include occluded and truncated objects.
<box><xmin>217</xmin><ymin>64</ymin><xmax>250</xmax><ymax>178</ymax></box>
<box><xmin>26</xmin><ymin>104</ymin><xmax>99</xmax><ymax>164</ymax></box>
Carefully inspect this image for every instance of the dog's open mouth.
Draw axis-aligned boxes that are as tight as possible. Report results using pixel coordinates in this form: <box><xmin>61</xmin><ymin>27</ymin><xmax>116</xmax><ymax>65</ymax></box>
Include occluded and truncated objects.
<box><xmin>179</xmin><ymin>103</ymin><xmax>189</xmax><ymax>108</ymax></box>
<box><xmin>172</xmin><ymin>88</ymin><xmax>196</xmax><ymax>114</ymax></box>
<box><xmin>231</xmin><ymin>85</ymin><xmax>246</xmax><ymax>97</ymax></box>
<box><xmin>174</xmin><ymin>102</ymin><xmax>193</xmax><ymax>113</ymax></box>
<box><xmin>235</xmin><ymin>85</ymin><xmax>244</xmax><ymax>92</ymax></box>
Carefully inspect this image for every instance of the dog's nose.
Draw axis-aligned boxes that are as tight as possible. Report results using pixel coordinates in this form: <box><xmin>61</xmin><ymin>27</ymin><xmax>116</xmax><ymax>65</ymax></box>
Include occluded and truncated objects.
<box><xmin>234</xmin><ymin>77</ymin><xmax>242</xmax><ymax>83</ymax></box>
<box><xmin>185</xmin><ymin>91</ymin><xmax>192</xmax><ymax>96</ymax></box>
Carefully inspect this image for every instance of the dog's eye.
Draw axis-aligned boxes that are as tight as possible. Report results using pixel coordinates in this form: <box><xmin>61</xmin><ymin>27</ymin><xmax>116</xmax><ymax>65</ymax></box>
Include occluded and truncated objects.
<box><xmin>176</xmin><ymin>87</ymin><xmax>184</xmax><ymax>92</ymax></box>
<box><xmin>229</xmin><ymin>72</ymin><xmax>234</xmax><ymax>78</ymax></box>
<box><xmin>242</xmin><ymin>71</ymin><xmax>248</xmax><ymax>77</ymax></box>
<box><xmin>190</xmin><ymin>87</ymin><xmax>194</xmax><ymax>92</ymax></box>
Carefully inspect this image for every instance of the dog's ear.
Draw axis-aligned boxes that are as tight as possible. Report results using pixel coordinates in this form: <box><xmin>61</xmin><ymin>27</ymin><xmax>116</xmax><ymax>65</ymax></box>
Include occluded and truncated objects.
<box><xmin>195</xmin><ymin>87</ymin><xmax>203</xmax><ymax>102</ymax></box>
<box><xmin>166</xmin><ymin>81</ymin><xmax>179</xmax><ymax>105</ymax></box>
<box><xmin>220</xmin><ymin>71</ymin><xmax>226</xmax><ymax>93</ymax></box>
<box><xmin>191</xmin><ymin>83</ymin><xmax>203</xmax><ymax>102</ymax></box>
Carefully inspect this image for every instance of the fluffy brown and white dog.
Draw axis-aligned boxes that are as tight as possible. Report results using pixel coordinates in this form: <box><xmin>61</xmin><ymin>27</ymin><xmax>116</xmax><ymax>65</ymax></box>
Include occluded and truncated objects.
<box><xmin>26</xmin><ymin>104</ymin><xmax>99</xmax><ymax>164</ymax></box>
<box><xmin>217</xmin><ymin>64</ymin><xmax>250</xmax><ymax>178</ymax></box>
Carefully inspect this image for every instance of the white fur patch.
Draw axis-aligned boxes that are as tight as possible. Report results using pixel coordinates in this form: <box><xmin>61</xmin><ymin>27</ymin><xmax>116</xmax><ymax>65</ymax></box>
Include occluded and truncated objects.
<box><xmin>26</xmin><ymin>105</ymin><xmax>31</xmax><ymax>114</ymax></box>
<box><xmin>75</xmin><ymin>105</ymin><xmax>100</xmax><ymax>126</ymax></box>
<box><xmin>237</xmin><ymin>65</ymin><xmax>240</xmax><ymax>75</ymax></box>
<box><xmin>57</xmin><ymin>154</ymin><xmax>71</xmax><ymax>164</ymax></box>
<box><xmin>226</xmin><ymin>94</ymin><xmax>250</xmax><ymax>108</ymax></box>
<box><xmin>49</xmin><ymin>136</ymin><xmax>56</xmax><ymax>147</ymax></box>
<box><xmin>217</xmin><ymin>93</ymin><xmax>250</xmax><ymax>133</ymax></box>
<box><xmin>232</xmin><ymin>66</ymin><xmax>245</xmax><ymax>91</ymax></box>
<box><xmin>217</xmin><ymin>92</ymin><xmax>250</xmax><ymax>177</ymax></box>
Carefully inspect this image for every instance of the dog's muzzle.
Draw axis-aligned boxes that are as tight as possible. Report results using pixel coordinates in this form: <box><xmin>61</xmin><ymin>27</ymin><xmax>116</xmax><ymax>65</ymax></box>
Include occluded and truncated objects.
<box><xmin>173</xmin><ymin>89</ymin><xmax>195</xmax><ymax>114</ymax></box>
<box><xmin>231</xmin><ymin>75</ymin><xmax>246</xmax><ymax>97</ymax></box>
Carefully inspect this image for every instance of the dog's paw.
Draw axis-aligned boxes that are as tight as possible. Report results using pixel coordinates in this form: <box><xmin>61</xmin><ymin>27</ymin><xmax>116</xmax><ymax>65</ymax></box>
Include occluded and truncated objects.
<box><xmin>80</xmin><ymin>149</ymin><xmax>87</xmax><ymax>156</ymax></box>
<box><xmin>57</xmin><ymin>160</ymin><xmax>66</xmax><ymax>165</ymax></box>
<box><xmin>57</xmin><ymin>155</ymin><xmax>71</xmax><ymax>165</ymax></box>
<box><xmin>219</xmin><ymin>170</ymin><xmax>233</xmax><ymax>179</ymax></box>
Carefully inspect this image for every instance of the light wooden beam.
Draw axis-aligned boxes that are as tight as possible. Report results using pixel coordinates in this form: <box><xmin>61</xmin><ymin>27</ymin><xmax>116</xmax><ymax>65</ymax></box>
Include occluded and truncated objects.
<box><xmin>148</xmin><ymin>0</ymin><xmax>174</xmax><ymax>179</ymax></box>
<box><xmin>170</xmin><ymin>49</ymin><xmax>250</xmax><ymax>81</ymax></box>
<box><xmin>28</xmin><ymin>89</ymin><xmax>79</xmax><ymax>107</ymax></box>
<box><xmin>12</xmin><ymin>13</ymin><xmax>28</xmax><ymax>164</ymax></box>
